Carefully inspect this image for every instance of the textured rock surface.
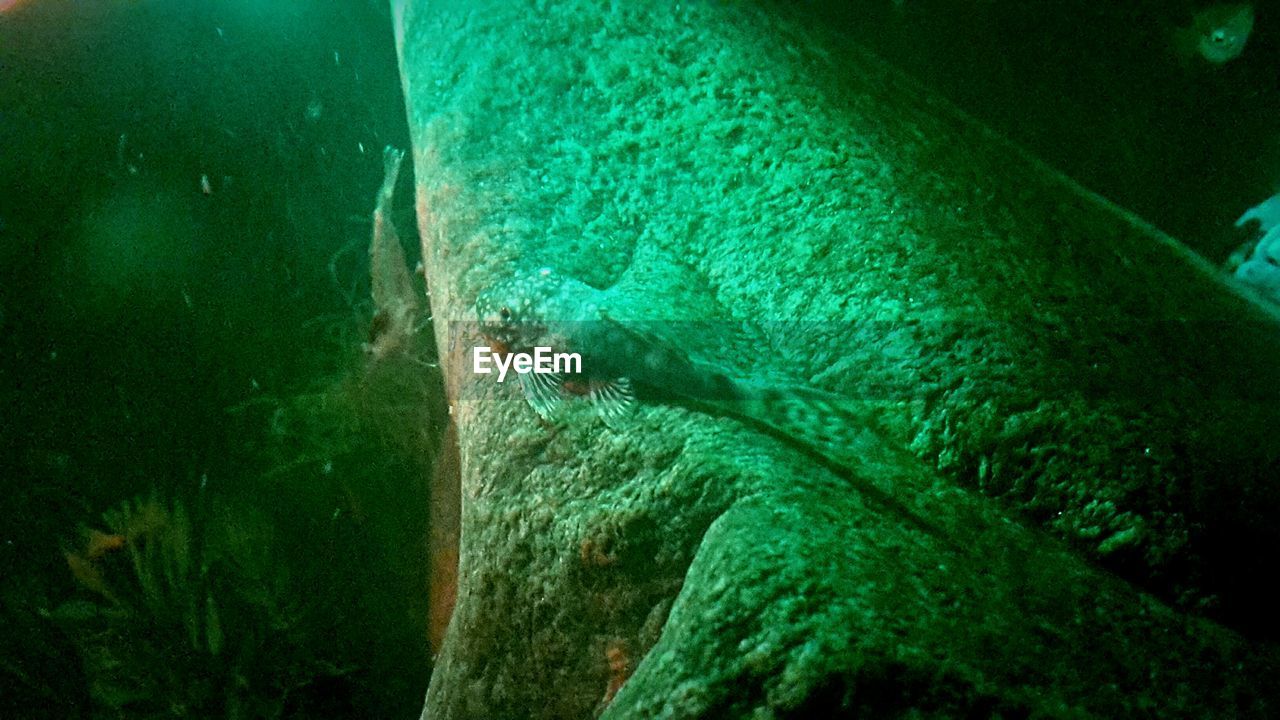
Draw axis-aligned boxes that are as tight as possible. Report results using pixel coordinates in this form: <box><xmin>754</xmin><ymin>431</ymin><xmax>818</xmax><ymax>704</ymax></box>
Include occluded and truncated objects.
<box><xmin>393</xmin><ymin>1</ymin><xmax>1280</xmax><ymax>717</ymax></box>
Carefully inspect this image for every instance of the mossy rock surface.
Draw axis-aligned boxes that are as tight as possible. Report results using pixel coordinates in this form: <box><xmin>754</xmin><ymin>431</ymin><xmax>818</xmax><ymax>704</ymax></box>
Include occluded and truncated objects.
<box><xmin>394</xmin><ymin>1</ymin><xmax>1280</xmax><ymax>717</ymax></box>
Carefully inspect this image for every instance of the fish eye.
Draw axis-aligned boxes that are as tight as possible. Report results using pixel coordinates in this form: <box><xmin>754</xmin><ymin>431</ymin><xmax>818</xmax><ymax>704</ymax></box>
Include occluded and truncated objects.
<box><xmin>1210</xmin><ymin>29</ymin><xmax>1229</xmax><ymax>44</ymax></box>
<box><xmin>498</xmin><ymin>306</ymin><xmax>512</xmax><ymax>321</ymax></box>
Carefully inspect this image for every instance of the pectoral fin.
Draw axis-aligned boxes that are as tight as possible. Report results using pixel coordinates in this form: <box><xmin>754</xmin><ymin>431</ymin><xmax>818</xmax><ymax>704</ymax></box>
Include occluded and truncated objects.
<box><xmin>518</xmin><ymin>371</ymin><xmax>565</xmax><ymax>421</ymax></box>
<box><xmin>589</xmin><ymin>377</ymin><xmax>636</xmax><ymax>429</ymax></box>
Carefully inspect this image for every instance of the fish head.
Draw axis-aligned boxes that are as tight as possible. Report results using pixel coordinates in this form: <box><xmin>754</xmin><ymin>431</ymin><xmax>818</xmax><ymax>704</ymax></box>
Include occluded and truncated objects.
<box><xmin>474</xmin><ymin>267</ymin><xmax>564</xmax><ymax>353</ymax></box>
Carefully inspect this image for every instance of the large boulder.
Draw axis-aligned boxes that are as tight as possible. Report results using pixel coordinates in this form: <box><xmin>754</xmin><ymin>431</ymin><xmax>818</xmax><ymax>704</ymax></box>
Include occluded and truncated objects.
<box><xmin>393</xmin><ymin>1</ymin><xmax>1280</xmax><ymax>716</ymax></box>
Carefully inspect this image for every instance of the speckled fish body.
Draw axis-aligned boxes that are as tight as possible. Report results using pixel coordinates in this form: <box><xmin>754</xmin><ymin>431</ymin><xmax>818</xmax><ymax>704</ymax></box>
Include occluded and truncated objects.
<box><xmin>474</xmin><ymin>270</ymin><xmax>892</xmax><ymax>470</ymax></box>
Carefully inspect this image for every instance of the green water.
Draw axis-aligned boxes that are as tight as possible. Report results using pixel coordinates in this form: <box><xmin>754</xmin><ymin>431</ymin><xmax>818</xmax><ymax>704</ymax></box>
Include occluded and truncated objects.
<box><xmin>5</xmin><ymin>0</ymin><xmax>1280</xmax><ymax>717</ymax></box>
<box><xmin>1</xmin><ymin>1</ymin><xmax>436</xmax><ymax>716</ymax></box>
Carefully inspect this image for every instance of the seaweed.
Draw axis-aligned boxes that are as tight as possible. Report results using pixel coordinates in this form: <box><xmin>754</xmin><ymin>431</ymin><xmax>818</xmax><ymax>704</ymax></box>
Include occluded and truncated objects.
<box><xmin>50</xmin><ymin>493</ymin><xmax>352</xmax><ymax>719</ymax></box>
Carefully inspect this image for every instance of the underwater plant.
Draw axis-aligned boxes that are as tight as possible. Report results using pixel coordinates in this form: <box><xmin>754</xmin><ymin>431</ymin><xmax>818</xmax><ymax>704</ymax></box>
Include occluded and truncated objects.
<box><xmin>50</xmin><ymin>493</ymin><xmax>354</xmax><ymax>719</ymax></box>
<box><xmin>46</xmin><ymin>136</ymin><xmax>438</xmax><ymax>717</ymax></box>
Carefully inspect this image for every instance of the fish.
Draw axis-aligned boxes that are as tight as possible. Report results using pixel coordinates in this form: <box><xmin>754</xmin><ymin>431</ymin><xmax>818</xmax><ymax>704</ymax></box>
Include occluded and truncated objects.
<box><xmin>474</xmin><ymin>269</ymin><xmax>900</xmax><ymax>472</ymax></box>
<box><xmin>1173</xmin><ymin>4</ymin><xmax>1254</xmax><ymax>65</ymax></box>
<box><xmin>364</xmin><ymin>146</ymin><xmax>423</xmax><ymax>359</ymax></box>
<box><xmin>474</xmin><ymin>268</ymin><xmax>956</xmax><ymax>543</ymax></box>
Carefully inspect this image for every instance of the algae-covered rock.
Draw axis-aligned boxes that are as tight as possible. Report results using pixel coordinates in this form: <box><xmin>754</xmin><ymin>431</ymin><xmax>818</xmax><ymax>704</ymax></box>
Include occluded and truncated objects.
<box><xmin>393</xmin><ymin>1</ymin><xmax>1280</xmax><ymax>716</ymax></box>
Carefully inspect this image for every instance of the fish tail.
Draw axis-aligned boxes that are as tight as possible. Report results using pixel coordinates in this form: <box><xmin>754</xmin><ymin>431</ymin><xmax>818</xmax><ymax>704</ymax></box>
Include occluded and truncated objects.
<box><xmin>735</xmin><ymin>382</ymin><xmax>953</xmax><ymax>543</ymax></box>
<box><xmin>728</xmin><ymin>382</ymin><xmax>898</xmax><ymax>471</ymax></box>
